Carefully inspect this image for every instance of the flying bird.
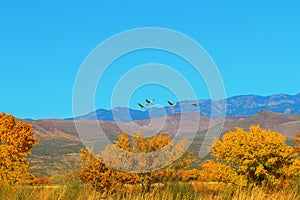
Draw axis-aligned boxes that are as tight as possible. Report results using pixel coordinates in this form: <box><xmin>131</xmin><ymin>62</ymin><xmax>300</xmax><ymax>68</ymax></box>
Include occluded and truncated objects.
<box><xmin>192</xmin><ymin>103</ymin><xmax>198</xmax><ymax>107</ymax></box>
<box><xmin>145</xmin><ymin>99</ymin><xmax>155</xmax><ymax>105</ymax></box>
<box><xmin>168</xmin><ymin>100</ymin><xmax>176</xmax><ymax>107</ymax></box>
<box><xmin>138</xmin><ymin>103</ymin><xmax>147</xmax><ymax>109</ymax></box>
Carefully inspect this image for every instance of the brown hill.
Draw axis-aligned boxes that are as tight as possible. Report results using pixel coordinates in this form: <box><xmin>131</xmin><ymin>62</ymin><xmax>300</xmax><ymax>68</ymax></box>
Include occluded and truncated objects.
<box><xmin>25</xmin><ymin>111</ymin><xmax>300</xmax><ymax>177</ymax></box>
<box><xmin>223</xmin><ymin>110</ymin><xmax>300</xmax><ymax>139</ymax></box>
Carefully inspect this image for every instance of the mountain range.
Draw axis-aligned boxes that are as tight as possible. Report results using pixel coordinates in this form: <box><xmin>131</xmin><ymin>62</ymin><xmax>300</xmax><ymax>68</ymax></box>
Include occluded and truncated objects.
<box><xmin>68</xmin><ymin>93</ymin><xmax>300</xmax><ymax>122</ymax></box>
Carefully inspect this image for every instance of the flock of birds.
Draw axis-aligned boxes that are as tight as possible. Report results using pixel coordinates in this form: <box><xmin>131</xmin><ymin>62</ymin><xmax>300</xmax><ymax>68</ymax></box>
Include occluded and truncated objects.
<box><xmin>138</xmin><ymin>99</ymin><xmax>198</xmax><ymax>109</ymax></box>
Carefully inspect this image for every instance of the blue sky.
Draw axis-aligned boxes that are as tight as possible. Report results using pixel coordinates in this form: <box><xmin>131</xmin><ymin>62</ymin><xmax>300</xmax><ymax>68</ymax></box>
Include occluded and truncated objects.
<box><xmin>0</xmin><ymin>1</ymin><xmax>300</xmax><ymax>119</ymax></box>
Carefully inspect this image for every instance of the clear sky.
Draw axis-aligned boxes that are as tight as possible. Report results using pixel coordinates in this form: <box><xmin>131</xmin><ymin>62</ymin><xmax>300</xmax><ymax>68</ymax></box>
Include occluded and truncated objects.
<box><xmin>0</xmin><ymin>0</ymin><xmax>300</xmax><ymax>119</ymax></box>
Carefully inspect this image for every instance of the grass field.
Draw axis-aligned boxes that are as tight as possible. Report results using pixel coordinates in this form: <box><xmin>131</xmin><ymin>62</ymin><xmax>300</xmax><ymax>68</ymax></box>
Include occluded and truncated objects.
<box><xmin>1</xmin><ymin>178</ymin><xmax>299</xmax><ymax>200</ymax></box>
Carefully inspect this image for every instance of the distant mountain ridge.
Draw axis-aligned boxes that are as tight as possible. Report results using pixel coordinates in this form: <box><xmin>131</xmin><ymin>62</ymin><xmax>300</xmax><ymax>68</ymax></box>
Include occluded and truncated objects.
<box><xmin>67</xmin><ymin>93</ymin><xmax>300</xmax><ymax>122</ymax></box>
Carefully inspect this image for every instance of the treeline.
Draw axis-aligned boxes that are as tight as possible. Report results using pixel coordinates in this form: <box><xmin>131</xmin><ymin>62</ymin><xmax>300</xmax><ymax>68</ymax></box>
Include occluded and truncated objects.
<box><xmin>0</xmin><ymin>112</ymin><xmax>300</xmax><ymax>196</ymax></box>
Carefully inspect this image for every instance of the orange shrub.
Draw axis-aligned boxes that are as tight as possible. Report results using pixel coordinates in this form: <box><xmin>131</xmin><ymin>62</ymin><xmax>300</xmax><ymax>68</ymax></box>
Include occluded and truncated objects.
<box><xmin>200</xmin><ymin>125</ymin><xmax>300</xmax><ymax>188</ymax></box>
<box><xmin>295</xmin><ymin>133</ymin><xmax>300</xmax><ymax>154</ymax></box>
<box><xmin>0</xmin><ymin>112</ymin><xmax>39</xmax><ymax>184</ymax></box>
<box><xmin>79</xmin><ymin>132</ymin><xmax>194</xmax><ymax>192</ymax></box>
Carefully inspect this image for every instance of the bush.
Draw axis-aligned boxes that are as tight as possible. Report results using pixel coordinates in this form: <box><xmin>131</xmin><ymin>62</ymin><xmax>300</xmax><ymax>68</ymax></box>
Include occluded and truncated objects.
<box><xmin>78</xmin><ymin>132</ymin><xmax>195</xmax><ymax>193</ymax></box>
<box><xmin>0</xmin><ymin>112</ymin><xmax>39</xmax><ymax>184</ymax></box>
<box><xmin>200</xmin><ymin>125</ymin><xmax>300</xmax><ymax>188</ymax></box>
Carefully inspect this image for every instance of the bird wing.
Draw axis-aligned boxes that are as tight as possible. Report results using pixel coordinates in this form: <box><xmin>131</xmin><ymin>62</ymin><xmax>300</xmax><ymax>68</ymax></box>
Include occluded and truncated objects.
<box><xmin>138</xmin><ymin>103</ymin><xmax>144</xmax><ymax>107</ymax></box>
<box><xmin>146</xmin><ymin>99</ymin><xmax>150</xmax><ymax>103</ymax></box>
<box><xmin>168</xmin><ymin>101</ymin><xmax>173</xmax><ymax>105</ymax></box>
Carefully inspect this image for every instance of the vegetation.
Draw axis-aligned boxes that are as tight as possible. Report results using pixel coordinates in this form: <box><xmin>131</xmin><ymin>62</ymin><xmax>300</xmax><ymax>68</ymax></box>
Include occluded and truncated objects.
<box><xmin>0</xmin><ymin>179</ymin><xmax>299</xmax><ymax>200</ymax></box>
<box><xmin>0</xmin><ymin>112</ymin><xmax>39</xmax><ymax>184</ymax></box>
<box><xmin>1</xmin><ymin>112</ymin><xmax>300</xmax><ymax>199</ymax></box>
<box><xmin>200</xmin><ymin>125</ymin><xmax>300</xmax><ymax>189</ymax></box>
<box><xmin>79</xmin><ymin>132</ymin><xmax>194</xmax><ymax>192</ymax></box>
<box><xmin>295</xmin><ymin>132</ymin><xmax>300</xmax><ymax>153</ymax></box>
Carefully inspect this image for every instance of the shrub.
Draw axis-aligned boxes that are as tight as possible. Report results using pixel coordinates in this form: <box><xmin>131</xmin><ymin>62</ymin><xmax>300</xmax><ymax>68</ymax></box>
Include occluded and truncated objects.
<box><xmin>200</xmin><ymin>125</ymin><xmax>300</xmax><ymax>188</ymax></box>
<box><xmin>0</xmin><ymin>112</ymin><xmax>39</xmax><ymax>184</ymax></box>
<box><xmin>79</xmin><ymin>132</ymin><xmax>194</xmax><ymax>193</ymax></box>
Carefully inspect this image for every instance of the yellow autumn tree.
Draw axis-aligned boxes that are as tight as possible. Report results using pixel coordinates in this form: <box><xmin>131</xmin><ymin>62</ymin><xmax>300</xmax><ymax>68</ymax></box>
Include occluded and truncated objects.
<box><xmin>79</xmin><ymin>132</ymin><xmax>194</xmax><ymax>192</ymax></box>
<box><xmin>79</xmin><ymin>147</ymin><xmax>140</xmax><ymax>192</ymax></box>
<box><xmin>200</xmin><ymin>125</ymin><xmax>300</xmax><ymax>188</ymax></box>
<box><xmin>295</xmin><ymin>133</ymin><xmax>300</xmax><ymax>154</ymax></box>
<box><xmin>288</xmin><ymin>133</ymin><xmax>300</xmax><ymax>179</ymax></box>
<box><xmin>0</xmin><ymin>112</ymin><xmax>39</xmax><ymax>183</ymax></box>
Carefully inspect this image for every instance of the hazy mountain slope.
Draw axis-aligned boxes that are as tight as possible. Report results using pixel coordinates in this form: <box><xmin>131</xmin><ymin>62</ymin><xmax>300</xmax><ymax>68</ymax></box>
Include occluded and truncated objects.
<box><xmin>25</xmin><ymin>110</ymin><xmax>300</xmax><ymax>177</ymax></box>
<box><xmin>67</xmin><ymin>93</ymin><xmax>300</xmax><ymax>121</ymax></box>
<box><xmin>223</xmin><ymin>110</ymin><xmax>300</xmax><ymax>139</ymax></box>
<box><xmin>25</xmin><ymin>113</ymin><xmax>207</xmax><ymax>176</ymax></box>
<box><xmin>24</xmin><ymin>119</ymin><xmax>83</xmax><ymax>177</ymax></box>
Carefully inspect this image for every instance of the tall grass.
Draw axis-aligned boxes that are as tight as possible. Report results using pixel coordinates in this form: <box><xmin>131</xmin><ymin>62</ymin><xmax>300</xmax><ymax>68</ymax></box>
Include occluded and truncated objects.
<box><xmin>0</xmin><ymin>179</ymin><xmax>299</xmax><ymax>200</ymax></box>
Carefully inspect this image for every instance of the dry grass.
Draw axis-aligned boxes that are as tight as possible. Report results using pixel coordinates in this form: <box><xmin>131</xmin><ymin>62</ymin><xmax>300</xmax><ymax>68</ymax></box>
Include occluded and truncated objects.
<box><xmin>231</xmin><ymin>186</ymin><xmax>300</xmax><ymax>200</ymax></box>
<box><xmin>0</xmin><ymin>179</ymin><xmax>299</xmax><ymax>200</ymax></box>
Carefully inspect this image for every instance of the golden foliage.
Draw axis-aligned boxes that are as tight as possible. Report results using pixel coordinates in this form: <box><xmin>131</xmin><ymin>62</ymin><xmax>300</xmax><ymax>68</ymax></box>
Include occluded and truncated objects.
<box><xmin>30</xmin><ymin>177</ymin><xmax>50</xmax><ymax>185</ymax></box>
<box><xmin>201</xmin><ymin>125</ymin><xmax>300</xmax><ymax>188</ymax></box>
<box><xmin>0</xmin><ymin>112</ymin><xmax>39</xmax><ymax>184</ymax></box>
<box><xmin>79</xmin><ymin>132</ymin><xmax>195</xmax><ymax>192</ymax></box>
<box><xmin>102</xmin><ymin>132</ymin><xmax>191</xmax><ymax>172</ymax></box>
<box><xmin>79</xmin><ymin>147</ymin><xmax>141</xmax><ymax>192</ymax></box>
<box><xmin>295</xmin><ymin>133</ymin><xmax>300</xmax><ymax>154</ymax></box>
<box><xmin>177</xmin><ymin>169</ymin><xmax>200</xmax><ymax>182</ymax></box>
<box><xmin>199</xmin><ymin>160</ymin><xmax>247</xmax><ymax>186</ymax></box>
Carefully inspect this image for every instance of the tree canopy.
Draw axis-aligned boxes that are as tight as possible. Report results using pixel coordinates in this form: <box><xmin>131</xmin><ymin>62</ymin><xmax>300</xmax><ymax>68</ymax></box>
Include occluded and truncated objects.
<box><xmin>200</xmin><ymin>125</ymin><xmax>300</xmax><ymax>188</ymax></box>
<box><xmin>0</xmin><ymin>112</ymin><xmax>39</xmax><ymax>183</ymax></box>
<box><xmin>79</xmin><ymin>132</ymin><xmax>194</xmax><ymax>192</ymax></box>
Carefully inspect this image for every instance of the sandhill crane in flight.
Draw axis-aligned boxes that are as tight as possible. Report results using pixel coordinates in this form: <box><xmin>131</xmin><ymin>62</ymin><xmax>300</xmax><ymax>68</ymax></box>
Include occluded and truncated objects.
<box><xmin>138</xmin><ymin>103</ymin><xmax>147</xmax><ymax>109</ymax></box>
<box><xmin>146</xmin><ymin>99</ymin><xmax>155</xmax><ymax>105</ymax></box>
<box><xmin>168</xmin><ymin>100</ymin><xmax>176</xmax><ymax>107</ymax></box>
